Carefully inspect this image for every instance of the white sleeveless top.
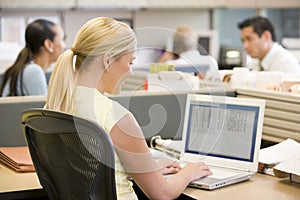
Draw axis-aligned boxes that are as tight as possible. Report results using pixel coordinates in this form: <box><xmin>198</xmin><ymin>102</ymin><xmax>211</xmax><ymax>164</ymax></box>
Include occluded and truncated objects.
<box><xmin>73</xmin><ymin>86</ymin><xmax>138</xmax><ymax>200</ymax></box>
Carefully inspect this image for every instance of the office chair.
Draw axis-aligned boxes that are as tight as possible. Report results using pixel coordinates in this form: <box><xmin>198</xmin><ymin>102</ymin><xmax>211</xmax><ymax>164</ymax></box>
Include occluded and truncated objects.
<box><xmin>21</xmin><ymin>108</ymin><xmax>117</xmax><ymax>200</ymax></box>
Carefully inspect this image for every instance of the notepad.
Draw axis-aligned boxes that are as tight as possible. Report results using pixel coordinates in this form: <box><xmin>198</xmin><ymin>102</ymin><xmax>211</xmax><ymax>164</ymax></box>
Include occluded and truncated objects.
<box><xmin>0</xmin><ymin>146</ymin><xmax>35</xmax><ymax>172</ymax></box>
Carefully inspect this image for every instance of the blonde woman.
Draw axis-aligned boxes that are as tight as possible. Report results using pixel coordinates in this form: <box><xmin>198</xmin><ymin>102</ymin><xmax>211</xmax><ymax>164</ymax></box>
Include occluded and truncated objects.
<box><xmin>45</xmin><ymin>17</ymin><xmax>211</xmax><ymax>200</ymax></box>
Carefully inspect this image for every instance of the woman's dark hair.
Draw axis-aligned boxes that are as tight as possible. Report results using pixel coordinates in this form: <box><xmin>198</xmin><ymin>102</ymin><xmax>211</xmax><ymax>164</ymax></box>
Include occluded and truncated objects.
<box><xmin>0</xmin><ymin>19</ymin><xmax>56</xmax><ymax>96</ymax></box>
<box><xmin>238</xmin><ymin>16</ymin><xmax>276</xmax><ymax>42</ymax></box>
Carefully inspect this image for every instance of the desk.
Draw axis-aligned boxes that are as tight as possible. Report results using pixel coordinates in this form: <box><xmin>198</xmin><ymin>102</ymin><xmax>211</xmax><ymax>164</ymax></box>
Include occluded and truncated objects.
<box><xmin>0</xmin><ymin>164</ymin><xmax>45</xmax><ymax>199</ymax></box>
<box><xmin>1</xmin><ymin>163</ymin><xmax>299</xmax><ymax>200</ymax></box>
<box><xmin>184</xmin><ymin>173</ymin><xmax>300</xmax><ymax>200</ymax></box>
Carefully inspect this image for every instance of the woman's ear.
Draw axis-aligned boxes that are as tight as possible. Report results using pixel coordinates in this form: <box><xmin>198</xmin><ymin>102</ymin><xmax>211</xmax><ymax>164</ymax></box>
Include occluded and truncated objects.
<box><xmin>103</xmin><ymin>53</ymin><xmax>114</xmax><ymax>70</ymax></box>
<box><xmin>44</xmin><ymin>39</ymin><xmax>54</xmax><ymax>53</ymax></box>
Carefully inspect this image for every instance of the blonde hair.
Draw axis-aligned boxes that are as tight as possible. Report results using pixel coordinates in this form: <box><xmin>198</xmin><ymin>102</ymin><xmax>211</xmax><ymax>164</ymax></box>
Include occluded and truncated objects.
<box><xmin>173</xmin><ymin>25</ymin><xmax>198</xmax><ymax>54</ymax></box>
<box><xmin>45</xmin><ymin>17</ymin><xmax>137</xmax><ymax>113</ymax></box>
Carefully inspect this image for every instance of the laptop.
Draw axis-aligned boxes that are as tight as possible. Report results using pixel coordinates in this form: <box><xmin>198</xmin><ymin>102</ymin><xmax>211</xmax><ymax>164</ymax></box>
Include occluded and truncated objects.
<box><xmin>178</xmin><ymin>94</ymin><xmax>265</xmax><ymax>190</ymax></box>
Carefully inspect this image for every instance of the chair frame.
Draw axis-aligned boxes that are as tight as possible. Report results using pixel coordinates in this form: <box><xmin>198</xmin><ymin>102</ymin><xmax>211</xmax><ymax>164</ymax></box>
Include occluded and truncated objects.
<box><xmin>21</xmin><ymin>108</ymin><xmax>117</xmax><ymax>200</ymax></box>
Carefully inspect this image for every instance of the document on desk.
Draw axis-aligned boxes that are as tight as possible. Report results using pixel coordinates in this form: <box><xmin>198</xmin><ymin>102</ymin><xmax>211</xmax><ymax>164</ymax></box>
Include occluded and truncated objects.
<box><xmin>258</xmin><ymin>139</ymin><xmax>300</xmax><ymax>175</ymax></box>
<box><xmin>274</xmin><ymin>159</ymin><xmax>300</xmax><ymax>176</ymax></box>
<box><xmin>259</xmin><ymin>139</ymin><xmax>300</xmax><ymax>165</ymax></box>
<box><xmin>0</xmin><ymin>146</ymin><xmax>35</xmax><ymax>172</ymax></box>
<box><xmin>273</xmin><ymin>158</ymin><xmax>300</xmax><ymax>183</ymax></box>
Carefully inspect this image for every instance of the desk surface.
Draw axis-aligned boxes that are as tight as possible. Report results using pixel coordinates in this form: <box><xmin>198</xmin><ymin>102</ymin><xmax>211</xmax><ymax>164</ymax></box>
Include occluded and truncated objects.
<box><xmin>184</xmin><ymin>172</ymin><xmax>300</xmax><ymax>200</ymax></box>
<box><xmin>0</xmin><ymin>164</ymin><xmax>41</xmax><ymax>193</ymax></box>
<box><xmin>1</xmin><ymin>163</ymin><xmax>299</xmax><ymax>199</ymax></box>
<box><xmin>0</xmin><ymin>163</ymin><xmax>44</xmax><ymax>199</ymax></box>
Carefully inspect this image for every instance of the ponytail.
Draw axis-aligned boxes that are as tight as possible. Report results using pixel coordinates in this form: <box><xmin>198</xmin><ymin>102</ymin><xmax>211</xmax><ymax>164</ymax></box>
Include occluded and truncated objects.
<box><xmin>45</xmin><ymin>49</ymin><xmax>75</xmax><ymax>112</ymax></box>
<box><xmin>0</xmin><ymin>47</ymin><xmax>32</xmax><ymax>96</ymax></box>
<box><xmin>45</xmin><ymin>17</ymin><xmax>137</xmax><ymax>113</ymax></box>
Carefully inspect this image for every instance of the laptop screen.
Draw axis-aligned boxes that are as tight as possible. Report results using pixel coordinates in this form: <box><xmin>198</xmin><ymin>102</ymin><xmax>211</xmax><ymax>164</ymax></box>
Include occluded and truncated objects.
<box><xmin>185</xmin><ymin>100</ymin><xmax>260</xmax><ymax>163</ymax></box>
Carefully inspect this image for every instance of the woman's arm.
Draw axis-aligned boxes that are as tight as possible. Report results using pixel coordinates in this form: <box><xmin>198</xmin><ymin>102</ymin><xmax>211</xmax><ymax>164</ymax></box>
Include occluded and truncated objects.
<box><xmin>110</xmin><ymin>113</ymin><xmax>211</xmax><ymax>200</ymax></box>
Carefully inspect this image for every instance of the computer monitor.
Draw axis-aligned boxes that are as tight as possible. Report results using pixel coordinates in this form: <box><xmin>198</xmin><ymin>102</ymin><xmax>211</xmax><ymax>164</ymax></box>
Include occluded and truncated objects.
<box><xmin>163</xmin><ymin>30</ymin><xmax>219</xmax><ymax>60</ymax></box>
<box><xmin>197</xmin><ymin>30</ymin><xmax>219</xmax><ymax>60</ymax></box>
<box><xmin>218</xmin><ymin>45</ymin><xmax>247</xmax><ymax>70</ymax></box>
<box><xmin>133</xmin><ymin>47</ymin><xmax>165</xmax><ymax>66</ymax></box>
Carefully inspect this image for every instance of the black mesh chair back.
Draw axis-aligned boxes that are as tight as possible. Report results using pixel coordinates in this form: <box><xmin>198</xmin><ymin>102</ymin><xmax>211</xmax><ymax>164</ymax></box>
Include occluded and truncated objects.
<box><xmin>21</xmin><ymin>108</ymin><xmax>117</xmax><ymax>200</ymax></box>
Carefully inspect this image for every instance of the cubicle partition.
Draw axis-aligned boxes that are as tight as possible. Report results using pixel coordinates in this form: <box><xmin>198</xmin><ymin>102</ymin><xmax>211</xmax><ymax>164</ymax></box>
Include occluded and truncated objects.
<box><xmin>111</xmin><ymin>88</ymin><xmax>234</xmax><ymax>142</ymax></box>
<box><xmin>112</xmin><ymin>92</ymin><xmax>187</xmax><ymax>141</ymax></box>
<box><xmin>236</xmin><ymin>88</ymin><xmax>300</xmax><ymax>143</ymax></box>
<box><xmin>0</xmin><ymin>92</ymin><xmax>187</xmax><ymax>147</ymax></box>
<box><xmin>0</xmin><ymin>86</ymin><xmax>233</xmax><ymax>147</ymax></box>
<box><xmin>0</xmin><ymin>96</ymin><xmax>46</xmax><ymax>146</ymax></box>
<box><xmin>0</xmin><ymin>73</ymin><xmax>3</xmax><ymax>85</ymax></box>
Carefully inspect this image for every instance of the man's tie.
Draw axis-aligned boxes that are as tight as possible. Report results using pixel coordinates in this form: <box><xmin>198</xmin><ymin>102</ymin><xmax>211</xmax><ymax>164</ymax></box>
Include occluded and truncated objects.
<box><xmin>258</xmin><ymin>62</ymin><xmax>263</xmax><ymax>71</ymax></box>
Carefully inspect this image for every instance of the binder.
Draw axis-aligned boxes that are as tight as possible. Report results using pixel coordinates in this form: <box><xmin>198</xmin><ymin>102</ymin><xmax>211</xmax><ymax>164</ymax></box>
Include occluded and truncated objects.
<box><xmin>150</xmin><ymin>135</ymin><xmax>182</xmax><ymax>159</ymax></box>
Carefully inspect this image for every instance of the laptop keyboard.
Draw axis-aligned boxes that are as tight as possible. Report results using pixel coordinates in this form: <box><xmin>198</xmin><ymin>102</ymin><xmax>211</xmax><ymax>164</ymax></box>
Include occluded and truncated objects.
<box><xmin>179</xmin><ymin>161</ymin><xmax>240</xmax><ymax>179</ymax></box>
<box><xmin>208</xmin><ymin>167</ymin><xmax>240</xmax><ymax>179</ymax></box>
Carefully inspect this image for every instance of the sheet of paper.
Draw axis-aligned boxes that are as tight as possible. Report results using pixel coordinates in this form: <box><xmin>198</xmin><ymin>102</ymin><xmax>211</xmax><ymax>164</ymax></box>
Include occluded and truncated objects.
<box><xmin>274</xmin><ymin>159</ymin><xmax>300</xmax><ymax>176</ymax></box>
<box><xmin>259</xmin><ymin>138</ymin><xmax>300</xmax><ymax>165</ymax></box>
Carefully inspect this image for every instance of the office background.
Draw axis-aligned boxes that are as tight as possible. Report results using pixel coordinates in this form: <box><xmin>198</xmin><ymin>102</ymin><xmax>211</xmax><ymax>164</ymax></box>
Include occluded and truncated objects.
<box><xmin>0</xmin><ymin>1</ymin><xmax>299</xmax><ymax>64</ymax></box>
<box><xmin>1</xmin><ymin>2</ymin><xmax>300</xmax><ymax>199</ymax></box>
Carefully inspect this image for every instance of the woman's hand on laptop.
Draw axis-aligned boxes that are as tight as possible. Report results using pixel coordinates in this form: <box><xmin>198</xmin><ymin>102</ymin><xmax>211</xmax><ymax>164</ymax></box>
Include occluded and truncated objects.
<box><xmin>156</xmin><ymin>159</ymin><xmax>182</xmax><ymax>175</ymax></box>
<box><xmin>181</xmin><ymin>162</ymin><xmax>212</xmax><ymax>181</ymax></box>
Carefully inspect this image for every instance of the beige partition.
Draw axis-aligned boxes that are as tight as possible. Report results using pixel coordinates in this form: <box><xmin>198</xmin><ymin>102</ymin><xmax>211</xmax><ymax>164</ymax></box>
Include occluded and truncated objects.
<box><xmin>236</xmin><ymin>88</ymin><xmax>300</xmax><ymax>143</ymax></box>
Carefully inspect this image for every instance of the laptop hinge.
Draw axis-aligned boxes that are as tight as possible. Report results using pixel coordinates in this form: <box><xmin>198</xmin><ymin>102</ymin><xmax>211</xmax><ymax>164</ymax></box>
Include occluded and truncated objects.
<box><xmin>208</xmin><ymin>163</ymin><xmax>252</xmax><ymax>172</ymax></box>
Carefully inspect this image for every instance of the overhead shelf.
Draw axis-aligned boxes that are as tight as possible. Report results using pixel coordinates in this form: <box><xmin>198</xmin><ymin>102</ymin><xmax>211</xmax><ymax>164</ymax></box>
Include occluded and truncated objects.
<box><xmin>1</xmin><ymin>0</ymin><xmax>299</xmax><ymax>10</ymax></box>
<box><xmin>0</xmin><ymin>0</ymin><xmax>75</xmax><ymax>9</ymax></box>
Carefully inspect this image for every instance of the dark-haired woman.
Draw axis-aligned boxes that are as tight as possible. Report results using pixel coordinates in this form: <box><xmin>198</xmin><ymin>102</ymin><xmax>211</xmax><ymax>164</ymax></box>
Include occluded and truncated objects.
<box><xmin>0</xmin><ymin>19</ymin><xmax>65</xmax><ymax>96</ymax></box>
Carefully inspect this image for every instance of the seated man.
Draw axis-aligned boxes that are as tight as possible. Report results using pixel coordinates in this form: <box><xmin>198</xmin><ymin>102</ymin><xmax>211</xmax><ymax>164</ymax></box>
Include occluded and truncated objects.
<box><xmin>238</xmin><ymin>16</ymin><xmax>300</xmax><ymax>73</ymax></box>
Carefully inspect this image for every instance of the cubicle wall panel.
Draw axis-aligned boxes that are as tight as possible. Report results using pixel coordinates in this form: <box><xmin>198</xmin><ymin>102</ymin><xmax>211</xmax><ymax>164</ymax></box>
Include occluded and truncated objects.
<box><xmin>263</xmin><ymin>117</ymin><xmax>300</xmax><ymax>132</ymax></box>
<box><xmin>263</xmin><ymin>126</ymin><xmax>300</xmax><ymax>143</ymax></box>
<box><xmin>263</xmin><ymin>99</ymin><xmax>300</xmax><ymax>114</ymax></box>
<box><xmin>237</xmin><ymin>94</ymin><xmax>300</xmax><ymax>113</ymax></box>
<box><xmin>112</xmin><ymin>93</ymin><xmax>187</xmax><ymax>141</ymax></box>
<box><xmin>236</xmin><ymin>89</ymin><xmax>300</xmax><ymax>143</ymax></box>
<box><xmin>111</xmin><ymin>89</ymin><xmax>234</xmax><ymax>142</ymax></box>
<box><xmin>264</xmin><ymin>109</ymin><xmax>300</xmax><ymax>123</ymax></box>
<box><xmin>0</xmin><ymin>97</ymin><xmax>45</xmax><ymax>146</ymax></box>
<box><xmin>236</xmin><ymin>88</ymin><xmax>300</xmax><ymax>103</ymax></box>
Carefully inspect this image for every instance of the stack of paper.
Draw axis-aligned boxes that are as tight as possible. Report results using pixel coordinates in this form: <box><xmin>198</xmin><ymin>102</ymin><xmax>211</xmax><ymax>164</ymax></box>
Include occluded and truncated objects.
<box><xmin>0</xmin><ymin>146</ymin><xmax>35</xmax><ymax>172</ymax></box>
<box><xmin>121</xmin><ymin>71</ymin><xmax>148</xmax><ymax>91</ymax></box>
<box><xmin>258</xmin><ymin>139</ymin><xmax>300</xmax><ymax>176</ymax></box>
<box><xmin>273</xmin><ymin>158</ymin><xmax>300</xmax><ymax>183</ymax></box>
